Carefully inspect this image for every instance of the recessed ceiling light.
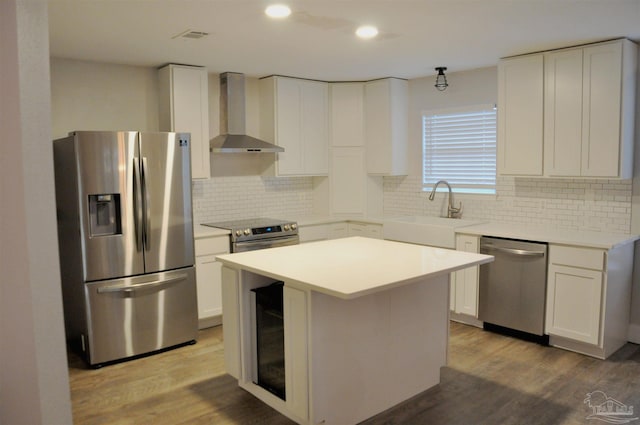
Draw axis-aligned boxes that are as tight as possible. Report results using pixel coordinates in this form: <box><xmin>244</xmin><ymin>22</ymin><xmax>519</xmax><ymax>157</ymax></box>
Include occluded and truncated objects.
<box><xmin>355</xmin><ymin>25</ymin><xmax>378</xmax><ymax>39</ymax></box>
<box><xmin>265</xmin><ymin>4</ymin><xmax>291</xmax><ymax>18</ymax></box>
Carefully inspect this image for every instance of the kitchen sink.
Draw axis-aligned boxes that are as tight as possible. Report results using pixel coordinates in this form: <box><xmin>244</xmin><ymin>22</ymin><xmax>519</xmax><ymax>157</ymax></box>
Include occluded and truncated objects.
<box><xmin>383</xmin><ymin>216</ymin><xmax>485</xmax><ymax>249</ymax></box>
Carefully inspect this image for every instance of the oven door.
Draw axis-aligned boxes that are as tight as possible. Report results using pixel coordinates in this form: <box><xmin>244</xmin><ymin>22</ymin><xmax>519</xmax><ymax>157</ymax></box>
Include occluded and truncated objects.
<box><xmin>233</xmin><ymin>235</ymin><xmax>299</xmax><ymax>253</ymax></box>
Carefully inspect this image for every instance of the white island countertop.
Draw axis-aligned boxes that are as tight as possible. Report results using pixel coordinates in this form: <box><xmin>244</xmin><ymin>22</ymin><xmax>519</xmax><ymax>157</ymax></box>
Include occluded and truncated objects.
<box><xmin>216</xmin><ymin>236</ymin><xmax>493</xmax><ymax>299</ymax></box>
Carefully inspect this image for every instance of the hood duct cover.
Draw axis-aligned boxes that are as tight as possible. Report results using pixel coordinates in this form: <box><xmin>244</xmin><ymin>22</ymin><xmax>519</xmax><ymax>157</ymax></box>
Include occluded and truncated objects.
<box><xmin>209</xmin><ymin>72</ymin><xmax>283</xmax><ymax>153</ymax></box>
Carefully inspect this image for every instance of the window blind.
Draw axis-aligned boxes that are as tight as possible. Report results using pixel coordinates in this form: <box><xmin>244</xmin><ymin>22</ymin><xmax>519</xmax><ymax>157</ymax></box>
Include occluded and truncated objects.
<box><xmin>422</xmin><ymin>105</ymin><xmax>496</xmax><ymax>194</ymax></box>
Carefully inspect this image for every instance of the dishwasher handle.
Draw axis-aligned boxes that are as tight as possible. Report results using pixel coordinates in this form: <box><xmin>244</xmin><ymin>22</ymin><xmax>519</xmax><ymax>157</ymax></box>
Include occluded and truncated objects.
<box><xmin>481</xmin><ymin>243</ymin><xmax>546</xmax><ymax>257</ymax></box>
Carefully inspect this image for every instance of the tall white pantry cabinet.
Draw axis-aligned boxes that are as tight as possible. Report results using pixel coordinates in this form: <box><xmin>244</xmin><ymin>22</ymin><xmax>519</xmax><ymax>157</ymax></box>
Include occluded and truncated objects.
<box><xmin>158</xmin><ymin>64</ymin><xmax>210</xmax><ymax>179</ymax></box>
<box><xmin>498</xmin><ymin>39</ymin><xmax>637</xmax><ymax>178</ymax></box>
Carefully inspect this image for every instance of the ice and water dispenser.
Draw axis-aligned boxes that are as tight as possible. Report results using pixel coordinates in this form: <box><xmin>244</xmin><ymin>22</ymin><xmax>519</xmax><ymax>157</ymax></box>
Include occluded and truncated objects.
<box><xmin>88</xmin><ymin>194</ymin><xmax>121</xmax><ymax>237</ymax></box>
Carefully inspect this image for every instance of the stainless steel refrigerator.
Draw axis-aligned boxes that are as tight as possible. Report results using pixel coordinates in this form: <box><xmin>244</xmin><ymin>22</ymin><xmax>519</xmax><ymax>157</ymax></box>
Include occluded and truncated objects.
<box><xmin>53</xmin><ymin>131</ymin><xmax>197</xmax><ymax>366</ymax></box>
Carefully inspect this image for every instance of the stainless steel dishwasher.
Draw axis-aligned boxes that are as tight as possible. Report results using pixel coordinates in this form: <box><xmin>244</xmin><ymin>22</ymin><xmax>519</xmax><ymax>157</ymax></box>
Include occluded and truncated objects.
<box><xmin>479</xmin><ymin>237</ymin><xmax>548</xmax><ymax>344</ymax></box>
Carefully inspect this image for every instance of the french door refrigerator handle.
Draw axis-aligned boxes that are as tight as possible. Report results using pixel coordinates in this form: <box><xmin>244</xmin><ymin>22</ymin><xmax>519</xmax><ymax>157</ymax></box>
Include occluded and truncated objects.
<box><xmin>96</xmin><ymin>273</ymin><xmax>188</xmax><ymax>294</ymax></box>
<box><xmin>141</xmin><ymin>156</ymin><xmax>151</xmax><ymax>250</ymax></box>
<box><xmin>481</xmin><ymin>244</ymin><xmax>545</xmax><ymax>257</ymax></box>
<box><xmin>133</xmin><ymin>157</ymin><xmax>143</xmax><ymax>251</ymax></box>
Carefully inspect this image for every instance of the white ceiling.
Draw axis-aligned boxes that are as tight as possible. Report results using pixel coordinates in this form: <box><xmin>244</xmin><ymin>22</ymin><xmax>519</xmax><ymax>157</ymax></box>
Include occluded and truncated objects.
<box><xmin>48</xmin><ymin>0</ymin><xmax>640</xmax><ymax>81</ymax></box>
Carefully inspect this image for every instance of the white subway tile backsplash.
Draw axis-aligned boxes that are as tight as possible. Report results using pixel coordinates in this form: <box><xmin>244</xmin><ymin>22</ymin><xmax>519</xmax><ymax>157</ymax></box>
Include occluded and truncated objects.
<box><xmin>192</xmin><ymin>176</ymin><xmax>314</xmax><ymax>224</ymax></box>
<box><xmin>384</xmin><ymin>176</ymin><xmax>632</xmax><ymax>234</ymax></box>
<box><xmin>192</xmin><ymin>173</ymin><xmax>632</xmax><ymax>234</ymax></box>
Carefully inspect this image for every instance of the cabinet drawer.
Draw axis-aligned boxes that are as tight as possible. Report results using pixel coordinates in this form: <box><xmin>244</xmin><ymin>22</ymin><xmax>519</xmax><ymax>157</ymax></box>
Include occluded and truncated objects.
<box><xmin>549</xmin><ymin>245</ymin><xmax>605</xmax><ymax>270</ymax></box>
<box><xmin>195</xmin><ymin>236</ymin><xmax>230</xmax><ymax>256</ymax></box>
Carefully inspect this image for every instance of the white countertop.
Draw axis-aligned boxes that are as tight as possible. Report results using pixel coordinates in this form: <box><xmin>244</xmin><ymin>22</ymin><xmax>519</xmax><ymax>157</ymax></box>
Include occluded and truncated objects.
<box><xmin>457</xmin><ymin>222</ymin><xmax>639</xmax><ymax>250</ymax></box>
<box><xmin>217</xmin><ymin>236</ymin><xmax>493</xmax><ymax>299</ymax></box>
<box><xmin>194</xmin><ymin>224</ymin><xmax>230</xmax><ymax>239</ymax></box>
<box><xmin>295</xmin><ymin>216</ymin><xmax>384</xmax><ymax>226</ymax></box>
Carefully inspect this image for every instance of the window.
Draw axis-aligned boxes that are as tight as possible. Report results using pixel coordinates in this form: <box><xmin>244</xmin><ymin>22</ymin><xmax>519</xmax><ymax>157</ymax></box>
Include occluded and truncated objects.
<box><xmin>422</xmin><ymin>104</ymin><xmax>496</xmax><ymax>195</ymax></box>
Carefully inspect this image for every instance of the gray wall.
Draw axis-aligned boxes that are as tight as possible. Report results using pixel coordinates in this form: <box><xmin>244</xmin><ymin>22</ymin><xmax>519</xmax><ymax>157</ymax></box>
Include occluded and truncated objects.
<box><xmin>1</xmin><ymin>0</ymin><xmax>73</xmax><ymax>423</ymax></box>
<box><xmin>50</xmin><ymin>57</ymin><xmax>160</xmax><ymax>138</ymax></box>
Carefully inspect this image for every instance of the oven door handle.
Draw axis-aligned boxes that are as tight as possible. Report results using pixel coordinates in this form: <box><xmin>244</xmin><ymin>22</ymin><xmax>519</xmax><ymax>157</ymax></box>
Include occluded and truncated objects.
<box><xmin>481</xmin><ymin>244</ymin><xmax>545</xmax><ymax>257</ymax></box>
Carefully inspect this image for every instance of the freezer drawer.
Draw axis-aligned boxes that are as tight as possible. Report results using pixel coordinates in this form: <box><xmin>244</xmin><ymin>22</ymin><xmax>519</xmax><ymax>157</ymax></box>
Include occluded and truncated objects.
<box><xmin>83</xmin><ymin>267</ymin><xmax>198</xmax><ymax>365</ymax></box>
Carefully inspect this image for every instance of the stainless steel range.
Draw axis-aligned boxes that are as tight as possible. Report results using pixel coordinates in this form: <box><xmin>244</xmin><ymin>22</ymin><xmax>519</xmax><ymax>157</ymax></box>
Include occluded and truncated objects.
<box><xmin>202</xmin><ymin>218</ymin><xmax>299</xmax><ymax>252</ymax></box>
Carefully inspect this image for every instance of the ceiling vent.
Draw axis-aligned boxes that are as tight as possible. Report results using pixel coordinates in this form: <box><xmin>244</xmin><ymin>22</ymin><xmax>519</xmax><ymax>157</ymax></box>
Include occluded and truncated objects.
<box><xmin>172</xmin><ymin>30</ymin><xmax>209</xmax><ymax>40</ymax></box>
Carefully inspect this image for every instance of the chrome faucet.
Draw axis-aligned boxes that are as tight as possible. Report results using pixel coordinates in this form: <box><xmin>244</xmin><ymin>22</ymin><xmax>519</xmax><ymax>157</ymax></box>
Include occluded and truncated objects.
<box><xmin>428</xmin><ymin>180</ymin><xmax>462</xmax><ymax>218</ymax></box>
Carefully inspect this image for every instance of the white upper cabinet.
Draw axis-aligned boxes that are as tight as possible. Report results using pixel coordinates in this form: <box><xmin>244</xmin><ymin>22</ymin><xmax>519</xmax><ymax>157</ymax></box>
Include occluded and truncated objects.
<box><xmin>499</xmin><ymin>39</ymin><xmax>637</xmax><ymax>179</ymax></box>
<box><xmin>331</xmin><ymin>83</ymin><xmax>364</xmax><ymax>147</ymax></box>
<box><xmin>545</xmin><ymin>40</ymin><xmax>636</xmax><ymax>178</ymax></box>
<box><xmin>364</xmin><ymin>78</ymin><xmax>408</xmax><ymax>176</ymax></box>
<box><xmin>544</xmin><ymin>49</ymin><xmax>584</xmax><ymax>176</ymax></box>
<box><xmin>259</xmin><ymin>76</ymin><xmax>329</xmax><ymax>176</ymax></box>
<box><xmin>497</xmin><ymin>54</ymin><xmax>544</xmax><ymax>176</ymax></box>
<box><xmin>158</xmin><ymin>64</ymin><xmax>210</xmax><ymax>179</ymax></box>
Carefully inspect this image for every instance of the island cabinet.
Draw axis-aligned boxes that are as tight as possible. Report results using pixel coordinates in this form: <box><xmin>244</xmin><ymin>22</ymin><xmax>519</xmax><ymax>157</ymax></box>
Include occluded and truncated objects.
<box><xmin>218</xmin><ymin>237</ymin><xmax>492</xmax><ymax>425</ymax></box>
<box><xmin>498</xmin><ymin>39</ymin><xmax>637</xmax><ymax>178</ymax></box>
<box><xmin>158</xmin><ymin>64</ymin><xmax>210</xmax><ymax>179</ymax></box>
<box><xmin>259</xmin><ymin>76</ymin><xmax>329</xmax><ymax>176</ymax></box>
<box><xmin>194</xmin><ymin>235</ymin><xmax>229</xmax><ymax>329</ymax></box>
<box><xmin>364</xmin><ymin>78</ymin><xmax>408</xmax><ymax>176</ymax></box>
<box><xmin>545</xmin><ymin>243</ymin><xmax>634</xmax><ymax>359</ymax></box>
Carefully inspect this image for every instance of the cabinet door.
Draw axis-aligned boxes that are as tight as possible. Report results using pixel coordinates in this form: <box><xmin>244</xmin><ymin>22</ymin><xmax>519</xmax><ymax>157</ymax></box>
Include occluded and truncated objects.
<box><xmin>453</xmin><ymin>235</ymin><xmax>480</xmax><ymax>316</ymax></box>
<box><xmin>195</xmin><ymin>254</ymin><xmax>223</xmax><ymax>322</ymax></box>
<box><xmin>298</xmin><ymin>224</ymin><xmax>329</xmax><ymax>243</ymax></box>
<box><xmin>581</xmin><ymin>42</ymin><xmax>623</xmax><ymax>177</ymax></box>
<box><xmin>331</xmin><ymin>148</ymin><xmax>365</xmax><ymax>215</ymax></box>
<box><xmin>331</xmin><ymin>83</ymin><xmax>364</xmax><ymax>147</ymax></box>
<box><xmin>301</xmin><ymin>80</ymin><xmax>329</xmax><ymax>175</ymax></box>
<box><xmin>275</xmin><ymin>78</ymin><xmax>305</xmax><ymax>175</ymax></box>
<box><xmin>497</xmin><ymin>55</ymin><xmax>544</xmax><ymax>176</ymax></box>
<box><xmin>159</xmin><ymin>65</ymin><xmax>210</xmax><ymax>179</ymax></box>
<box><xmin>544</xmin><ymin>49</ymin><xmax>583</xmax><ymax>176</ymax></box>
<box><xmin>195</xmin><ymin>237</ymin><xmax>229</xmax><ymax>327</ymax></box>
<box><xmin>545</xmin><ymin>264</ymin><xmax>603</xmax><ymax>345</ymax></box>
<box><xmin>328</xmin><ymin>222</ymin><xmax>349</xmax><ymax>239</ymax></box>
<box><xmin>272</xmin><ymin>77</ymin><xmax>328</xmax><ymax>176</ymax></box>
<box><xmin>365</xmin><ymin>78</ymin><xmax>408</xmax><ymax>176</ymax></box>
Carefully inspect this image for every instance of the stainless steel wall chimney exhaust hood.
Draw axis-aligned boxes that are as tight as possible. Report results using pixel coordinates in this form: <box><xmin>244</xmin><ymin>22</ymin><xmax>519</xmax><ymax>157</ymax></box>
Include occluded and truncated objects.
<box><xmin>209</xmin><ymin>72</ymin><xmax>283</xmax><ymax>153</ymax></box>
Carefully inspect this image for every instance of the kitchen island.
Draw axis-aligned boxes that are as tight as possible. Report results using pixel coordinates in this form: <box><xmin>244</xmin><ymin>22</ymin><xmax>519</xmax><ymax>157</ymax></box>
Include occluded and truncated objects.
<box><xmin>218</xmin><ymin>237</ymin><xmax>492</xmax><ymax>425</ymax></box>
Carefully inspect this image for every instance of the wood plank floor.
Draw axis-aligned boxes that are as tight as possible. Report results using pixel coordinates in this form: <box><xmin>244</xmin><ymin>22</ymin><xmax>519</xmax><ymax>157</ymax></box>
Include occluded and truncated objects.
<box><xmin>68</xmin><ymin>322</ymin><xmax>640</xmax><ymax>424</ymax></box>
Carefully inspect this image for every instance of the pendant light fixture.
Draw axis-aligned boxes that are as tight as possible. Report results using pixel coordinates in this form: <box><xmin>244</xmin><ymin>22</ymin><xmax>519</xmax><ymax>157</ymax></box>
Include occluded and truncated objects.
<box><xmin>434</xmin><ymin>67</ymin><xmax>448</xmax><ymax>91</ymax></box>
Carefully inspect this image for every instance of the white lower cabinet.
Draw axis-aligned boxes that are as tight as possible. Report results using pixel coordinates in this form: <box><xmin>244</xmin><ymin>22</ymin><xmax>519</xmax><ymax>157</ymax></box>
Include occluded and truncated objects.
<box><xmin>299</xmin><ymin>222</ymin><xmax>347</xmax><ymax>243</ymax></box>
<box><xmin>195</xmin><ymin>235</ymin><xmax>229</xmax><ymax>329</ymax></box>
<box><xmin>299</xmin><ymin>221</ymin><xmax>379</xmax><ymax>243</ymax></box>
<box><xmin>546</xmin><ymin>263</ymin><xmax>602</xmax><ymax>344</ymax></box>
<box><xmin>328</xmin><ymin>222</ymin><xmax>349</xmax><ymax>239</ymax></box>
<box><xmin>452</xmin><ymin>234</ymin><xmax>480</xmax><ymax>317</ymax></box>
<box><xmin>545</xmin><ymin>243</ymin><xmax>634</xmax><ymax>359</ymax></box>
<box><xmin>348</xmin><ymin>222</ymin><xmax>382</xmax><ymax>239</ymax></box>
